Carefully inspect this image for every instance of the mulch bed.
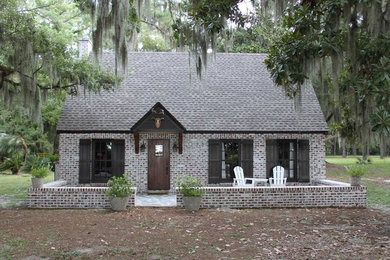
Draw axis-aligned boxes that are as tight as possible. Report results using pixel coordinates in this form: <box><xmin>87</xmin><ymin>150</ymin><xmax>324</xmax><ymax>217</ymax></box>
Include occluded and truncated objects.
<box><xmin>1</xmin><ymin>207</ymin><xmax>390</xmax><ymax>259</ymax></box>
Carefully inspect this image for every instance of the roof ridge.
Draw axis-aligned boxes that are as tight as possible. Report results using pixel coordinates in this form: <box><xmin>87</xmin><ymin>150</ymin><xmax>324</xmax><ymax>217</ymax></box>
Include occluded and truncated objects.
<box><xmin>102</xmin><ymin>51</ymin><xmax>269</xmax><ymax>56</ymax></box>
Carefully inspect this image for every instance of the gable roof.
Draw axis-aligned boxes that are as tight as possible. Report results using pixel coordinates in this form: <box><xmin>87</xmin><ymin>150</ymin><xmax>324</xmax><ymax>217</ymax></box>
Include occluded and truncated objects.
<box><xmin>131</xmin><ymin>102</ymin><xmax>186</xmax><ymax>132</ymax></box>
<box><xmin>57</xmin><ymin>52</ymin><xmax>328</xmax><ymax>133</ymax></box>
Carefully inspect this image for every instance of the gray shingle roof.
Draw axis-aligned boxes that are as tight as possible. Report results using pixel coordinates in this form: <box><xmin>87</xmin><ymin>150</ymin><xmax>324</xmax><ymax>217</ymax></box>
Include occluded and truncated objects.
<box><xmin>57</xmin><ymin>52</ymin><xmax>328</xmax><ymax>132</ymax></box>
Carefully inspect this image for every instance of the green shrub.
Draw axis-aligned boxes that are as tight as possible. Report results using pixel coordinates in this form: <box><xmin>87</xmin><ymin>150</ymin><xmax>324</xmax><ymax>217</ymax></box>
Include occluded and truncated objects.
<box><xmin>0</xmin><ymin>153</ymin><xmax>23</xmax><ymax>175</ymax></box>
<box><xmin>348</xmin><ymin>165</ymin><xmax>366</xmax><ymax>177</ymax></box>
<box><xmin>42</xmin><ymin>154</ymin><xmax>59</xmax><ymax>171</ymax></box>
<box><xmin>106</xmin><ymin>174</ymin><xmax>134</xmax><ymax>198</ymax></box>
<box><xmin>176</xmin><ymin>175</ymin><xmax>204</xmax><ymax>197</ymax></box>
<box><xmin>45</xmin><ymin>154</ymin><xmax>59</xmax><ymax>163</ymax></box>
<box><xmin>356</xmin><ymin>157</ymin><xmax>372</xmax><ymax>165</ymax></box>
<box><xmin>30</xmin><ymin>167</ymin><xmax>51</xmax><ymax>178</ymax></box>
<box><xmin>24</xmin><ymin>155</ymin><xmax>51</xmax><ymax>171</ymax></box>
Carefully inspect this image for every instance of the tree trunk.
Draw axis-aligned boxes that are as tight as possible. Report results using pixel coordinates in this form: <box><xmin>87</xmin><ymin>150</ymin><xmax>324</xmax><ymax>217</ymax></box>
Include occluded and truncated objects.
<box><xmin>342</xmin><ymin>138</ymin><xmax>347</xmax><ymax>158</ymax></box>
<box><xmin>11</xmin><ymin>168</ymin><xmax>18</xmax><ymax>175</ymax></box>
<box><xmin>367</xmin><ymin>131</ymin><xmax>371</xmax><ymax>157</ymax></box>
<box><xmin>362</xmin><ymin>134</ymin><xmax>369</xmax><ymax>161</ymax></box>
<box><xmin>352</xmin><ymin>146</ymin><xmax>357</xmax><ymax>156</ymax></box>
<box><xmin>380</xmin><ymin>134</ymin><xmax>385</xmax><ymax>159</ymax></box>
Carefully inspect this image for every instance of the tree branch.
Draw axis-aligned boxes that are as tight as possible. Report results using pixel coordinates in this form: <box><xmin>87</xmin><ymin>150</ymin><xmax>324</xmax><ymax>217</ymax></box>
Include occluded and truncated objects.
<box><xmin>20</xmin><ymin>3</ymin><xmax>56</xmax><ymax>13</ymax></box>
<box><xmin>0</xmin><ymin>64</ymin><xmax>15</xmax><ymax>77</ymax></box>
<box><xmin>33</xmin><ymin>63</ymin><xmax>43</xmax><ymax>76</ymax></box>
<box><xmin>3</xmin><ymin>77</ymin><xmax>20</xmax><ymax>86</ymax></box>
<box><xmin>140</xmin><ymin>19</ymin><xmax>168</xmax><ymax>37</ymax></box>
<box><xmin>38</xmin><ymin>83</ymin><xmax>78</xmax><ymax>90</ymax></box>
<box><xmin>4</xmin><ymin>75</ymin><xmax>77</xmax><ymax>91</ymax></box>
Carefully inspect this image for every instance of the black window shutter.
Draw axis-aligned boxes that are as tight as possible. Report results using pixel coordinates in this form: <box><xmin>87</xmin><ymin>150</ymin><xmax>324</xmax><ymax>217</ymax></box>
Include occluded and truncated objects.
<box><xmin>208</xmin><ymin>140</ymin><xmax>222</xmax><ymax>184</ymax></box>
<box><xmin>112</xmin><ymin>140</ymin><xmax>125</xmax><ymax>178</ymax></box>
<box><xmin>297</xmin><ymin>140</ymin><xmax>310</xmax><ymax>182</ymax></box>
<box><xmin>266</xmin><ymin>140</ymin><xmax>278</xmax><ymax>178</ymax></box>
<box><xmin>240</xmin><ymin>140</ymin><xmax>253</xmax><ymax>178</ymax></box>
<box><xmin>79</xmin><ymin>139</ymin><xmax>91</xmax><ymax>184</ymax></box>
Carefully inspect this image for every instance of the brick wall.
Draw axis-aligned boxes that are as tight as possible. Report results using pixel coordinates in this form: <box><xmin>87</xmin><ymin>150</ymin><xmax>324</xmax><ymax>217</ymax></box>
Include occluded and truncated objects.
<box><xmin>28</xmin><ymin>187</ymin><xmax>136</xmax><ymax>209</ymax></box>
<box><xmin>58</xmin><ymin>133</ymin><xmax>326</xmax><ymax>192</ymax></box>
<box><xmin>176</xmin><ymin>185</ymin><xmax>366</xmax><ymax>208</ymax></box>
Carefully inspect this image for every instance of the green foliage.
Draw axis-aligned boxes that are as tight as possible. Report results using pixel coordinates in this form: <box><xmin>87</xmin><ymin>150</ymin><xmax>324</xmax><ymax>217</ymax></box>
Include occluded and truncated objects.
<box><xmin>137</xmin><ymin>31</ymin><xmax>170</xmax><ymax>52</ymax></box>
<box><xmin>347</xmin><ymin>165</ymin><xmax>365</xmax><ymax>177</ymax></box>
<box><xmin>106</xmin><ymin>174</ymin><xmax>134</xmax><ymax>198</ymax></box>
<box><xmin>0</xmin><ymin>134</ymin><xmax>24</xmax><ymax>159</ymax></box>
<box><xmin>370</xmin><ymin>107</ymin><xmax>390</xmax><ymax>136</ymax></box>
<box><xmin>0</xmin><ymin>154</ymin><xmax>23</xmax><ymax>175</ymax></box>
<box><xmin>356</xmin><ymin>157</ymin><xmax>372</xmax><ymax>165</ymax></box>
<box><xmin>264</xmin><ymin>1</ymin><xmax>390</xmax><ymax>155</ymax></box>
<box><xmin>41</xmin><ymin>91</ymin><xmax>66</xmax><ymax>126</ymax></box>
<box><xmin>23</xmin><ymin>155</ymin><xmax>51</xmax><ymax>171</ymax></box>
<box><xmin>0</xmin><ymin>0</ymin><xmax>116</xmax><ymax>130</ymax></box>
<box><xmin>30</xmin><ymin>166</ymin><xmax>51</xmax><ymax>179</ymax></box>
<box><xmin>183</xmin><ymin>0</ymin><xmax>245</xmax><ymax>33</ymax></box>
<box><xmin>0</xmin><ymin>106</ymin><xmax>51</xmax><ymax>153</ymax></box>
<box><xmin>176</xmin><ymin>175</ymin><xmax>204</xmax><ymax>197</ymax></box>
<box><xmin>45</xmin><ymin>153</ymin><xmax>59</xmax><ymax>163</ymax></box>
<box><xmin>222</xmin><ymin>8</ymin><xmax>283</xmax><ymax>54</ymax></box>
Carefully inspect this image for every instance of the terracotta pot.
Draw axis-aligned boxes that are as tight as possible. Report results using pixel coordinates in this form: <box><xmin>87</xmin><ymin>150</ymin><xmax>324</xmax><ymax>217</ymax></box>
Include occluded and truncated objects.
<box><xmin>110</xmin><ymin>196</ymin><xmax>130</xmax><ymax>211</ymax></box>
<box><xmin>31</xmin><ymin>178</ymin><xmax>44</xmax><ymax>189</ymax></box>
<box><xmin>350</xmin><ymin>176</ymin><xmax>361</xmax><ymax>186</ymax></box>
<box><xmin>183</xmin><ymin>196</ymin><xmax>202</xmax><ymax>211</ymax></box>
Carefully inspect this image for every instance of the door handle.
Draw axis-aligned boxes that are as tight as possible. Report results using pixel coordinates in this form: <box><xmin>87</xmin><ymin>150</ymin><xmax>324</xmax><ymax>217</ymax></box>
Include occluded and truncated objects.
<box><xmin>166</xmin><ymin>167</ymin><xmax>169</xmax><ymax>174</ymax></box>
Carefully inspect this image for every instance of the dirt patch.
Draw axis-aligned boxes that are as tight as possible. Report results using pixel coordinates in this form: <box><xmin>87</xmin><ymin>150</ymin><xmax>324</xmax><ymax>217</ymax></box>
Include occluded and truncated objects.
<box><xmin>325</xmin><ymin>162</ymin><xmax>346</xmax><ymax>171</ymax></box>
<box><xmin>1</xmin><ymin>208</ymin><xmax>389</xmax><ymax>259</ymax></box>
<box><xmin>364</xmin><ymin>177</ymin><xmax>390</xmax><ymax>187</ymax></box>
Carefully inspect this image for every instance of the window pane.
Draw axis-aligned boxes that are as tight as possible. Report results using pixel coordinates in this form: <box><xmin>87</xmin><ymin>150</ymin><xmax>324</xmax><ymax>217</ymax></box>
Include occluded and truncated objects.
<box><xmin>289</xmin><ymin>142</ymin><xmax>295</xmax><ymax>178</ymax></box>
<box><xmin>274</xmin><ymin>140</ymin><xmax>297</xmax><ymax>180</ymax></box>
<box><xmin>106</xmin><ymin>142</ymin><xmax>112</xmax><ymax>160</ymax></box>
<box><xmin>155</xmin><ymin>145</ymin><xmax>163</xmax><ymax>156</ymax></box>
<box><xmin>223</xmin><ymin>142</ymin><xmax>239</xmax><ymax>181</ymax></box>
<box><xmin>93</xmin><ymin>140</ymin><xmax>115</xmax><ymax>182</ymax></box>
<box><xmin>221</xmin><ymin>143</ymin><xmax>226</xmax><ymax>179</ymax></box>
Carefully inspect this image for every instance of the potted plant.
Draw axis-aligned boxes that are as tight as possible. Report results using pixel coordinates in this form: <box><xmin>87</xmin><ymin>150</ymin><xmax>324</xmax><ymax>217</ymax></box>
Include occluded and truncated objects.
<box><xmin>176</xmin><ymin>175</ymin><xmax>204</xmax><ymax>211</ymax></box>
<box><xmin>348</xmin><ymin>165</ymin><xmax>365</xmax><ymax>186</ymax></box>
<box><xmin>31</xmin><ymin>167</ymin><xmax>51</xmax><ymax>188</ymax></box>
<box><xmin>106</xmin><ymin>174</ymin><xmax>134</xmax><ymax>211</ymax></box>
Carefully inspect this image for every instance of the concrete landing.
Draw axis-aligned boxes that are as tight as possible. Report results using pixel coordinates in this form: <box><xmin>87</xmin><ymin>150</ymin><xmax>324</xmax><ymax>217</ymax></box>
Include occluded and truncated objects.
<box><xmin>135</xmin><ymin>194</ymin><xmax>177</xmax><ymax>207</ymax></box>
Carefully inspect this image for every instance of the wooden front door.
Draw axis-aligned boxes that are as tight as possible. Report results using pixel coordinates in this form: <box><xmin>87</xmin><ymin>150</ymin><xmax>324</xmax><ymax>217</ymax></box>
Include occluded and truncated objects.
<box><xmin>148</xmin><ymin>139</ymin><xmax>170</xmax><ymax>190</ymax></box>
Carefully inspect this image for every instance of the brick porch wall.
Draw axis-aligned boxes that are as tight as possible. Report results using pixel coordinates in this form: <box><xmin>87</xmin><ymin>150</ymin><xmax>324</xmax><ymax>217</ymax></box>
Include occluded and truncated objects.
<box><xmin>58</xmin><ymin>133</ymin><xmax>326</xmax><ymax>192</ymax></box>
<box><xmin>176</xmin><ymin>185</ymin><xmax>367</xmax><ymax>209</ymax></box>
<box><xmin>27</xmin><ymin>187</ymin><xmax>136</xmax><ymax>209</ymax></box>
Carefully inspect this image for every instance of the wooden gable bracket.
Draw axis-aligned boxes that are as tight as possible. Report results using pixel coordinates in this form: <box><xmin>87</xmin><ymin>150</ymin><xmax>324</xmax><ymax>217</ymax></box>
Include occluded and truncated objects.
<box><xmin>179</xmin><ymin>132</ymin><xmax>183</xmax><ymax>154</ymax></box>
<box><xmin>134</xmin><ymin>132</ymin><xmax>140</xmax><ymax>154</ymax></box>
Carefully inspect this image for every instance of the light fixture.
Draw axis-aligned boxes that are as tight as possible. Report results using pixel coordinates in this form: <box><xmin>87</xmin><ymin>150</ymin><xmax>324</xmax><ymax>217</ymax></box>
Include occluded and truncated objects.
<box><xmin>140</xmin><ymin>142</ymin><xmax>146</xmax><ymax>152</ymax></box>
<box><xmin>172</xmin><ymin>142</ymin><xmax>178</xmax><ymax>153</ymax></box>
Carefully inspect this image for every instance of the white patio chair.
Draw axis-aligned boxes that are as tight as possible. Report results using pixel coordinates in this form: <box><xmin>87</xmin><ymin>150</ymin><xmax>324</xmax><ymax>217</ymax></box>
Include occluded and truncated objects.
<box><xmin>233</xmin><ymin>166</ymin><xmax>255</xmax><ymax>187</ymax></box>
<box><xmin>269</xmin><ymin>166</ymin><xmax>287</xmax><ymax>187</ymax></box>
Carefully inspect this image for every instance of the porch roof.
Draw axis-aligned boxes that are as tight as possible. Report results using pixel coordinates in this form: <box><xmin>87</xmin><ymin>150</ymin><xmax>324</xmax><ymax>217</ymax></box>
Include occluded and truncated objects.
<box><xmin>57</xmin><ymin>52</ymin><xmax>328</xmax><ymax>133</ymax></box>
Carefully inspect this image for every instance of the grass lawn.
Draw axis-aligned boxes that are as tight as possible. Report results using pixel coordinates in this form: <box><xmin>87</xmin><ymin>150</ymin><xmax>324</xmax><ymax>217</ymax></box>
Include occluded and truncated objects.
<box><xmin>326</xmin><ymin>155</ymin><xmax>390</xmax><ymax>208</ymax></box>
<box><xmin>0</xmin><ymin>171</ymin><xmax>54</xmax><ymax>207</ymax></box>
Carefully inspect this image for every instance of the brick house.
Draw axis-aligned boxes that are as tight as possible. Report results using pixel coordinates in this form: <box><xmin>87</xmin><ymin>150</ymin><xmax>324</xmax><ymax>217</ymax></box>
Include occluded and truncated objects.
<box><xmin>56</xmin><ymin>52</ymin><xmax>328</xmax><ymax>193</ymax></box>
